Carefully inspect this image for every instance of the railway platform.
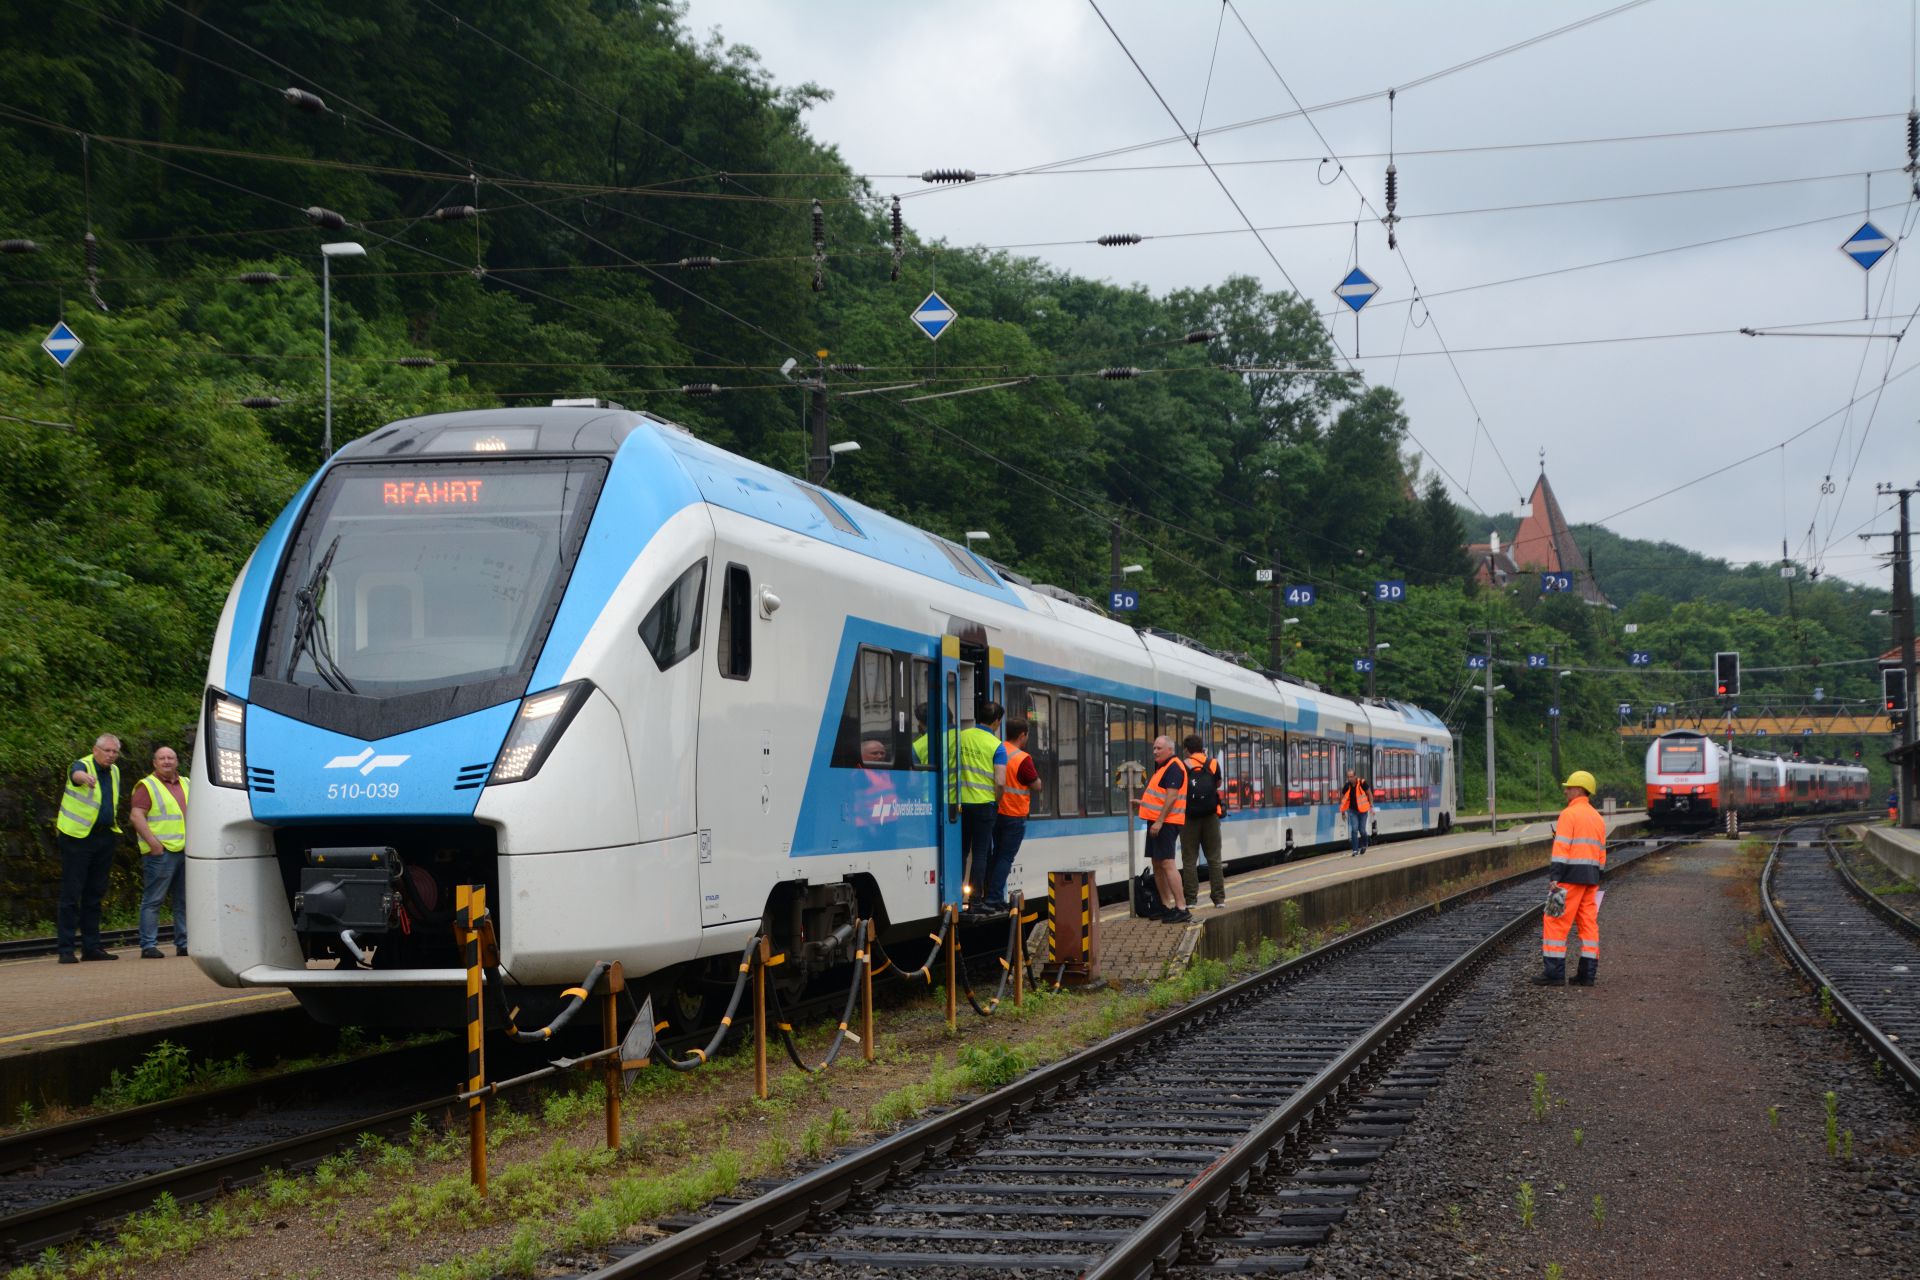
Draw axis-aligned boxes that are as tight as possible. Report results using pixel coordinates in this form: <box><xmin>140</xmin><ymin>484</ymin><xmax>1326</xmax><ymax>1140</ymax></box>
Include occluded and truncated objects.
<box><xmin>1071</xmin><ymin>809</ymin><xmax>1649</xmax><ymax>984</ymax></box>
<box><xmin>1862</xmin><ymin>821</ymin><xmax>1920</xmax><ymax>883</ymax></box>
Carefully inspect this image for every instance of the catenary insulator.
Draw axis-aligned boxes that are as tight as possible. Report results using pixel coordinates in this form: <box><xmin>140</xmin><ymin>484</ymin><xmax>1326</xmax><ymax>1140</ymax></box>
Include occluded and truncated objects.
<box><xmin>432</xmin><ymin>204</ymin><xmax>477</xmax><ymax>222</ymax></box>
<box><xmin>1099</xmin><ymin>366</ymin><xmax>1142</xmax><ymax>380</ymax></box>
<box><xmin>305</xmin><ymin>206</ymin><xmax>347</xmax><ymax>230</ymax></box>
<box><xmin>0</xmin><ymin>239</ymin><xmax>41</xmax><ymax>254</ymax></box>
<box><xmin>1184</xmin><ymin>329</ymin><xmax>1218</xmax><ymax>344</ymax></box>
<box><xmin>83</xmin><ymin>232</ymin><xmax>99</xmax><ymax>271</ymax></box>
<box><xmin>1908</xmin><ymin>109</ymin><xmax>1918</xmax><ymax>163</ymax></box>
<box><xmin>681</xmin><ymin>382</ymin><xmax>720</xmax><ymax>397</ymax></box>
<box><xmin>811</xmin><ymin>199</ymin><xmax>824</xmax><ymax>251</ymax></box>
<box><xmin>890</xmin><ymin>196</ymin><xmax>904</xmax><ymax>245</ymax></box>
<box><xmin>396</xmin><ymin>356</ymin><xmax>435</xmax><ymax>367</ymax></box>
<box><xmin>677</xmin><ymin>255</ymin><xmax>718</xmax><ymax>270</ymax></box>
<box><xmin>812</xmin><ymin>269</ymin><xmax>825</xmax><ymax>293</ymax></box>
<box><xmin>240</xmin><ymin>396</ymin><xmax>283</xmax><ymax>409</ymax></box>
<box><xmin>920</xmin><ymin>169</ymin><xmax>976</xmax><ymax>184</ymax></box>
<box><xmin>283</xmin><ymin>87</ymin><xmax>327</xmax><ymax>113</ymax></box>
<box><xmin>1385</xmin><ymin>164</ymin><xmax>1398</xmax><ymax>211</ymax></box>
<box><xmin>1096</xmin><ymin>233</ymin><xmax>1143</xmax><ymax>247</ymax></box>
<box><xmin>237</xmin><ymin>271</ymin><xmax>285</xmax><ymax>285</ymax></box>
<box><xmin>828</xmin><ymin>363</ymin><xmax>867</xmax><ymax>374</ymax></box>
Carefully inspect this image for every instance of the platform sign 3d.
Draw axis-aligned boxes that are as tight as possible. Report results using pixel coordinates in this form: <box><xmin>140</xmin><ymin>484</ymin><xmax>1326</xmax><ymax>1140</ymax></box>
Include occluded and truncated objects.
<box><xmin>1373</xmin><ymin>579</ymin><xmax>1405</xmax><ymax>602</ymax></box>
<box><xmin>1655</xmin><ymin>703</ymin><xmax>1671</xmax><ymax>716</ymax></box>
<box><xmin>1285</xmin><ymin>584</ymin><xmax>1316</xmax><ymax>606</ymax></box>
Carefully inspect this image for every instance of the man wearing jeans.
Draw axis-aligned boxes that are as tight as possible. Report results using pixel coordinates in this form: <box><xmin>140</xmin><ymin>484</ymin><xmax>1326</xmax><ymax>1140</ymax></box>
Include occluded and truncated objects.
<box><xmin>130</xmin><ymin>746</ymin><xmax>190</xmax><ymax>959</ymax></box>
<box><xmin>1338</xmin><ymin>769</ymin><xmax>1372</xmax><ymax>857</ymax></box>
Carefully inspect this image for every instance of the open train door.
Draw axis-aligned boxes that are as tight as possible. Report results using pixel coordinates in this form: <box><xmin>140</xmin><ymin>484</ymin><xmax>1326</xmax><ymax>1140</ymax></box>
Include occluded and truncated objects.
<box><xmin>934</xmin><ymin>633</ymin><xmax>967</xmax><ymax>912</ymax></box>
<box><xmin>1418</xmin><ymin>737</ymin><xmax>1433</xmax><ymax>828</ymax></box>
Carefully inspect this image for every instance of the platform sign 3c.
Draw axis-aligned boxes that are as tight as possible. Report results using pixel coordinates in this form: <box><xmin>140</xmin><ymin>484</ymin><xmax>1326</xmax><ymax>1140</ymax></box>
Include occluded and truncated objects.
<box><xmin>1526</xmin><ymin>653</ymin><xmax>1548</xmax><ymax>669</ymax></box>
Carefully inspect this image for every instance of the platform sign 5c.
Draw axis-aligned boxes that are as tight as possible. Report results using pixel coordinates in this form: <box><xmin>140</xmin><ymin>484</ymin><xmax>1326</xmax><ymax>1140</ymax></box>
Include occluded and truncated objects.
<box><xmin>1109</xmin><ymin>589</ymin><xmax>1139</xmax><ymax>613</ymax></box>
<box><xmin>1540</xmin><ymin>572</ymin><xmax>1572</xmax><ymax>593</ymax></box>
<box><xmin>1373</xmin><ymin>579</ymin><xmax>1405</xmax><ymax>602</ymax></box>
<box><xmin>1284</xmin><ymin>584</ymin><xmax>1315</xmax><ymax>606</ymax></box>
<box><xmin>1353</xmin><ymin>657</ymin><xmax>1374</xmax><ymax>673</ymax></box>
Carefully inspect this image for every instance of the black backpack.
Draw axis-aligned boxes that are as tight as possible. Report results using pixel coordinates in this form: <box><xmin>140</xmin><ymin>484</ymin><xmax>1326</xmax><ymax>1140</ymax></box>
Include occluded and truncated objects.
<box><xmin>1186</xmin><ymin>755</ymin><xmax>1222</xmax><ymax>819</ymax></box>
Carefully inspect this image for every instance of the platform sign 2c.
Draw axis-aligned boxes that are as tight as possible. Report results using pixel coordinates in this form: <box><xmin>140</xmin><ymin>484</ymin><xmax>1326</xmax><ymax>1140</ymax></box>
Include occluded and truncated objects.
<box><xmin>1285</xmin><ymin>584</ymin><xmax>1316</xmax><ymax>606</ymax></box>
<box><xmin>1109</xmin><ymin>589</ymin><xmax>1139</xmax><ymax>613</ymax></box>
<box><xmin>1540</xmin><ymin>571</ymin><xmax>1572</xmax><ymax>593</ymax></box>
<box><xmin>1628</xmin><ymin>650</ymin><xmax>1652</xmax><ymax>666</ymax></box>
<box><xmin>1373</xmin><ymin>579</ymin><xmax>1406</xmax><ymax>602</ymax></box>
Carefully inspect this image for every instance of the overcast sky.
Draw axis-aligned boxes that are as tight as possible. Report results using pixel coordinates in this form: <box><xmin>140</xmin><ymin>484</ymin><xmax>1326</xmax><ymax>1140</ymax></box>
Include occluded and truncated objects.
<box><xmin>681</xmin><ymin>0</ymin><xmax>1919</xmax><ymax>588</ymax></box>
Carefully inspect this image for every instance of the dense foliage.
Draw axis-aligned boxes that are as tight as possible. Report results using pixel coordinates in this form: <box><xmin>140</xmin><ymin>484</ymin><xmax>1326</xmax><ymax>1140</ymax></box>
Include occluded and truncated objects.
<box><xmin>0</xmin><ymin>0</ymin><xmax>1896</xmax><ymax>828</ymax></box>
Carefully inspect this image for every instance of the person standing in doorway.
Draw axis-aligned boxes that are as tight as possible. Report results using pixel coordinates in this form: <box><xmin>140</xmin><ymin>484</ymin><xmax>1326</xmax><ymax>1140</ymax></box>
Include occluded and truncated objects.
<box><xmin>130</xmin><ymin>745</ymin><xmax>190</xmax><ymax>959</ymax></box>
<box><xmin>1338</xmin><ymin>769</ymin><xmax>1372</xmax><ymax>857</ymax></box>
<box><xmin>1537</xmin><ymin>769</ymin><xmax>1607</xmax><ymax>986</ymax></box>
<box><xmin>957</xmin><ymin>702</ymin><xmax>1004</xmax><ymax>913</ymax></box>
<box><xmin>54</xmin><ymin>733</ymin><xmax>124</xmax><ymax>963</ymax></box>
<box><xmin>983</xmin><ymin>718</ymin><xmax>1040</xmax><ymax>912</ymax></box>
<box><xmin>1179</xmin><ymin>734</ymin><xmax>1226</xmax><ymax>908</ymax></box>
<box><xmin>1137</xmin><ymin>736</ymin><xmax>1190</xmax><ymax>923</ymax></box>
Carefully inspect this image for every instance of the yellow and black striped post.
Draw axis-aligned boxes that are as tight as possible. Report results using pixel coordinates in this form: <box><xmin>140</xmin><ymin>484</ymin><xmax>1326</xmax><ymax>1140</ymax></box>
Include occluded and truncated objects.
<box><xmin>860</xmin><ymin>918</ymin><xmax>876</xmax><ymax>1062</ymax></box>
<box><xmin>456</xmin><ymin>884</ymin><xmax>488</xmax><ymax>1196</ymax></box>
<box><xmin>602</xmin><ymin>961</ymin><xmax>624</xmax><ymax>1151</ymax></box>
<box><xmin>1012</xmin><ymin>892</ymin><xmax>1025</xmax><ymax>1007</ymax></box>
<box><xmin>944</xmin><ymin>903</ymin><xmax>958</xmax><ymax>1033</ymax></box>
<box><xmin>1080</xmin><ymin>880</ymin><xmax>1092</xmax><ymax>970</ymax></box>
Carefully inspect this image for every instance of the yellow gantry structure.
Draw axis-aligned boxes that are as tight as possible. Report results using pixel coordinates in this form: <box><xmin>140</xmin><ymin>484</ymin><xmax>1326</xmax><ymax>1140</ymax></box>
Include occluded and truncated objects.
<box><xmin>1617</xmin><ymin>711</ymin><xmax>1895</xmax><ymax>738</ymax></box>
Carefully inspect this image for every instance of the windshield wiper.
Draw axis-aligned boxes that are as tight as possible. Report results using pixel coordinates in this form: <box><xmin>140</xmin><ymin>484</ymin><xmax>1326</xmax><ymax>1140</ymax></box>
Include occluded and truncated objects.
<box><xmin>283</xmin><ymin>535</ymin><xmax>356</xmax><ymax>693</ymax></box>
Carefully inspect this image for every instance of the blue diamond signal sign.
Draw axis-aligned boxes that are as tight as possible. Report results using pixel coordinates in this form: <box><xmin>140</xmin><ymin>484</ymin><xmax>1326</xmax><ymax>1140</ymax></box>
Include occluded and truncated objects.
<box><xmin>1333</xmin><ymin>267</ymin><xmax>1379</xmax><ymax>313</ymax></box>
<box><xmin>41</xmin><ymin>320</ymin><xmax>83</xmax><ymax>368</ymax></box>
<box><xmin>911</xmin><ymin>290</ymin><xmax>957</xmax><ymax>341</ymax></box>
<box><xmin>1841</xmin><ymin>221</ymin><xmax>1893</xmax><ymax>271</ymax></box>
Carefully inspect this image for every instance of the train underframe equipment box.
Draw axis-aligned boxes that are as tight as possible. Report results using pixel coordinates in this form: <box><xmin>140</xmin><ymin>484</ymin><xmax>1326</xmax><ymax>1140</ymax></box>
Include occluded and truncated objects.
<box><xmin>1047</xmin><ymin>870</ymin><xmax>1100</xmax><ymax>985</ymax></box>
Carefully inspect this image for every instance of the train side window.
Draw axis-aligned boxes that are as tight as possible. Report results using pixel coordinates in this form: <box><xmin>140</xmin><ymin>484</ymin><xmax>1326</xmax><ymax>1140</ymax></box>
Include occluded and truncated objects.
<box><xmin>1263</xmin><ymin>732</ymin><xmax>1279</xmax><ymax>809</ymax></box>
<box><xmin>911</xmin><ymin>658</ymin><xmax>933</xmax><ymax>768</ymax></box>
<box><xmin>1083</xmin><ymin>700</ymin><xmax>1107</xmax><ymax>815</ymax></box>
<box><xmin>1025</xmin><ymin>690</ymin><xmax>1053</xmax><ymax>818</ymax></box>
<box><xmin>637</xmin><ymin>559</ymin><xmax>706</xmax><ymax>671</ymax></box>
<box><xmin>830</xmin><ymin>645</ymin><xmax>901</xmax><ymax>769</ymax></box>
<box><xmin>1107</xmin><ymin>702</ymin><xmax>1128</xmax><ymax>813</ymax></box>
<box><xmin>1056</xmin><ymin>696</ymin><xmax>1079</xmax><ymax>819</ymax></box>
<box><xmin>1130</xmin><ymin>706</ymin><xmax>1151</xmax><ymax>775</ymax></box>
<box><xmin>718</xmin><ymin>564</ymin><xmax>752</xmax><ymax>680</ymax></box>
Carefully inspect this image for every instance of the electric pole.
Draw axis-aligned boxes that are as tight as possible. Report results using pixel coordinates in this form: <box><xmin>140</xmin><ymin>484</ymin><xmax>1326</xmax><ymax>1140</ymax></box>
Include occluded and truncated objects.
<box><xmin>1110</xmin><ymin>523</ymin><xmax>1123</xmax><ymax>601</ymax></box>
<box><xmin>1880</xmin><ymin>481</ymin><xmax>1917</xmax><ymax>827</ymax></box>
<box><xmin>1267</xmin><ymin>549</ymin><xmax>1284</xmax><ymax>670</ymax></box>
<box><xmin>1483</xmin><ymin>626</ymin><xmax>1497</xmax><ymax>832</ymax></box>
<box><xmin>1365</xmin><ymin>595</ymin><xmax>1378</xmax><ymax>700</ymax></box>
<box><xmin>1549</xmin><ymin>644</ymin><xmax>1562</xmax><ymax>785</ymax></box>
<box><xmin>805</xmin><ymin>377</ymin><xmax>830</xmax><ymax>485</ymax></box>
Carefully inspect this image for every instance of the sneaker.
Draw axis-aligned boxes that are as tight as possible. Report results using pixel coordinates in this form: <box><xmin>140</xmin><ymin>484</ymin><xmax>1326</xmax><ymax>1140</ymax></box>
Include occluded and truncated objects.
<box><xmin>141</xmin><ymin>947</ymin><xmax>166</xmax><ymax>959</ymax></box>
<box><xmin>175</xmin><ymin>947</ymin><xmax>189</xmax><ymax>958</ymax></box>
<box><xmin>1210</xmin><ymin>899</ymin><xmax>1228</xmax><ymax>909</ymax></box>
<box><xmin>80</xmin><ymin>949</ymin><xmax>119</xmax><ymax>961</ymax></box>
<box><xmin>1159</xmin><ymin>908</ymin><xmax>1193</xmax><ymax>924</ymax></box>
<box><xmin>58</xmin><ymin>952</ymin><xmax>77</xmax><ymax>965</ymax></box>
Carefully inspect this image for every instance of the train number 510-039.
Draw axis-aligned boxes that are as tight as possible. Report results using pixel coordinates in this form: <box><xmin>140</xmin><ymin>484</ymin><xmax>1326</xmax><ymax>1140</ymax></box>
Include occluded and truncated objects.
<box><xmin>326</xmin><ymin>781</ymin><xmax>401</xmax><ymax>801</ymax></box>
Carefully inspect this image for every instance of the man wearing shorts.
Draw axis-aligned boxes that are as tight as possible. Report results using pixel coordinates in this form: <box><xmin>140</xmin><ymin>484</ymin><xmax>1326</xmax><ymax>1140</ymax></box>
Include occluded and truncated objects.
<box><xmin>1137</xmin><ymin>735</ymin><xmax>1190</xmax><ymax>923</ymax></box>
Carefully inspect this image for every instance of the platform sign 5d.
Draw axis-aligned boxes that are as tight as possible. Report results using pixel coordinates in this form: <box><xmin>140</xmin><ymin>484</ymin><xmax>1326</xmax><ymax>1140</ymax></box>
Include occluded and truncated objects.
<box><xmin>1109</xmin><ymin>589</ymin><xmax>1139</xmax><ymax>613</ymax></box>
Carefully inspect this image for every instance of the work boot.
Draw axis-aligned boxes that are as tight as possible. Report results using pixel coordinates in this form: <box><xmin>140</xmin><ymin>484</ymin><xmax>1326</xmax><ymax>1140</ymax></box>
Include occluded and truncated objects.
<box><xmin>1571</xmin><ymin>957</ymin><xmax>1598</xmax><ymax>987</ymax></box>
<box><xmin>1531</xmin><ymin>957</ymin><xmax>1566</xmax><ymax>986</ymax></box>
<box><xmin>57</xmin><ymin>952</ymin><xmax>77</xmax><ymax>965</ymax></box>
<box><xmin>141</xmin><ymin>947</ymin><xmax>166</xmax><ymax>959</ymax></box>
<box><xmin>80</xmin><ymin>949</ymin><xmax>119</xmax><ymax>961</ymax></box>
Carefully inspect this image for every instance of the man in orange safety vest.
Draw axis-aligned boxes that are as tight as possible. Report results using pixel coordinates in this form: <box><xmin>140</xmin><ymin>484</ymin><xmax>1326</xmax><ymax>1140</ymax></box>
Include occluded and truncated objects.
<box><xmin>1537</xmin><ymin>769</ymin><xmax>1607</xmax><ymax>987</ymax></box>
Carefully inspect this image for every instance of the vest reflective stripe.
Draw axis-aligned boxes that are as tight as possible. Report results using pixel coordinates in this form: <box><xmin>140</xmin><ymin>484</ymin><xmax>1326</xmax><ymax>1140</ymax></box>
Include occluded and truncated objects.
<box><xmin>1139</xmin><ymin>758</ymin><xmax>1188</xmax><ymax>825</ymax></box>
<box><xmin>55</xmin><ymin>759</ymin><xmax>120</xmax><ymax>838</ymax></box>
<box><xmin>140</xmin><ymin>775</ymin><xmax>190</xmax><ymax>852</ymax></box>
<box><xmin>956</xmin><ymin>726</ymin><xmax>1000</xmax><ymax>805</ymax></box>
<box><xmin>1339</xmin><ymin>782</ymin><xmax>1372</xmax><ymax>814</ymax></box>
<box><xmin>999</xmin><ymin>747</ymin><xmax>1032</xmax><ymax>817</ymax></box>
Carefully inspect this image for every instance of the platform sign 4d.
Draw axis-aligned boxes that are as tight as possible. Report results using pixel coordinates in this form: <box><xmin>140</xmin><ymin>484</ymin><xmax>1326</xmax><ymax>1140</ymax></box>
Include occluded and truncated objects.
<box><xmin>1285</xmin><ymin>584</ymin><xmax>1316</xmax><ymax>606</ymax></box>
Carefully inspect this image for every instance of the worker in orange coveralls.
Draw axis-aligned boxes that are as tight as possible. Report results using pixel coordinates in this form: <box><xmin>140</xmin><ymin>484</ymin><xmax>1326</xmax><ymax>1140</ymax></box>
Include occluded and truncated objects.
<box><xmin>1536</xmin><ymin>770</ymin><xmax>1607</xmax><ymax>987</ymax></box>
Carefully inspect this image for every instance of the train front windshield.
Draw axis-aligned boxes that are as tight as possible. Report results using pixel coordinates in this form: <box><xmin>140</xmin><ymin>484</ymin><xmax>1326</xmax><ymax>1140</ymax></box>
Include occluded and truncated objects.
<box><xmin>1657</xmin><ymin>741</ymin><xmax>1705</xmax><ymax>775</ymax></box>
<box><xmin>263</xmin><ymin>459</ymin><xmax>606</xmax><ymax>696</ymax></box>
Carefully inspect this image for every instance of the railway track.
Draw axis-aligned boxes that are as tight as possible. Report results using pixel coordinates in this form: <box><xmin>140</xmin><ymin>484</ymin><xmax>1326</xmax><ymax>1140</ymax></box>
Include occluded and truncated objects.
<box><xmin>1763</xmin><ymin>820</ymin><xmax>1920</xmax><ymax>1094</ymax></box>
<box><xmin>573</xmin><ymin>833</ymin><xmax>1682</xmax><ymax>1280</ymax></box>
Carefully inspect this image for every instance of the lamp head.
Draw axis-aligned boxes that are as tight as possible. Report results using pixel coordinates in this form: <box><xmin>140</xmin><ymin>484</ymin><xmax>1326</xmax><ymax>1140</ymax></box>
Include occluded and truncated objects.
<box><xmin>319</xmin><ymin>241</ymin><xmax>366</xmax><ymax>259</ymax></box>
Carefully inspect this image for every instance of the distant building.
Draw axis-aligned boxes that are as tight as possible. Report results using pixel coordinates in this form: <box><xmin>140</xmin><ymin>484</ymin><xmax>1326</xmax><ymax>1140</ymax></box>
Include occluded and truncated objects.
<box><xmin>1467</xmin><ymin>470</ymin><xmax>1612</xmax><ymax>607</ymax></box>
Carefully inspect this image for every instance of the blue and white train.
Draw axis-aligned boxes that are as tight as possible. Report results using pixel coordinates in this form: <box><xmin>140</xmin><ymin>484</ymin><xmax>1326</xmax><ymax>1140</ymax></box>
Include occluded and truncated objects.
<box><xmin>187</xmin><ymin>403</ymin><xmax>1458</xmax><ymax>1025</ymax></box>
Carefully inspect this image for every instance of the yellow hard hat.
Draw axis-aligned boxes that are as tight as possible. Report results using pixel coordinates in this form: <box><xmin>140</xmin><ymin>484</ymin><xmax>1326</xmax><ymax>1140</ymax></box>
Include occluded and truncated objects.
<box><xmin>1560</xmin><ymin>770</ymin><xmax>1597</xmax><ymax>794</ymax></box>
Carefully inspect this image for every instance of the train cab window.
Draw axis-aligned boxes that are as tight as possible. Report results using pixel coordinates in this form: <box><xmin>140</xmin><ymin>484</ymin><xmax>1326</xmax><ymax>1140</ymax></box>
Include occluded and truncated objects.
<box><xmin>1056</xmin><ymin>696</ymin><xmax>1080</xmax><ymax>818</ymax></box>
<box><xmin>718</xmin><ymin>564</ymin><xmax>752</xmax><ymax>680</ymax></box>
<box><xmin>637</xmin><ymin>559</ymin><xmax>706</xmax><ymax>671</ymax></box>
<box><xmin>1083</xmin><ymin>700</ymin><xmax>1107</xmax><ymax>815</ymax></box>
<box><xmin>1658</xmin><ymin>741</ymin><xmax>1704</xmax><ymax>774</ymax></box>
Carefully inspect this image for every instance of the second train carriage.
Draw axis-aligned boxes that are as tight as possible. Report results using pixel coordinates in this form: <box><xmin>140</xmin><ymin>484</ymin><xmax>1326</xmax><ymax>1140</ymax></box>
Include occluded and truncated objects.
<box><xmin>188</xmin><ymin>403</ymin><xmax>1458</xmax><ymax>1027</ymax></box>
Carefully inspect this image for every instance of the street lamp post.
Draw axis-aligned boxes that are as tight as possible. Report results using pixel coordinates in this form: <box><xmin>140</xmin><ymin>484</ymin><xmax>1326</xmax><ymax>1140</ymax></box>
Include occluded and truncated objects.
<box><xmin>1275</xmin><ymin>617</ymin><xmax>1301</xmax><ymax>675</ymax></box>
<box><xmin>320</xmin><ymin>241</ymin><xmax>366</xmax><ymax>461</ymax></box>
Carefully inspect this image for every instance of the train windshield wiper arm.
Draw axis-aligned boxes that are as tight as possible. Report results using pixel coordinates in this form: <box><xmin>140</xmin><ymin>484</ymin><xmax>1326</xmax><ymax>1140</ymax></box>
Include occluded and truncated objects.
<box><xmin>283</xmin><ymin>535</ymin><xmax>355</xmax><ymax>693</ymax></box>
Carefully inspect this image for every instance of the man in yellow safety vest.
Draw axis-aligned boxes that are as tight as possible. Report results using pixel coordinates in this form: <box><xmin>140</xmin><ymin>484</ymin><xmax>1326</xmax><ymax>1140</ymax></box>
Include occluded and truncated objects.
<box><xmin>54</xmin><ymin>733</ymin><xmax>124</xmax><ymax>963</ymax></box>
<box><xmin>130</xmin><ymin>745</ymin><xmax>191</xmax><ymax>959</ymax></box>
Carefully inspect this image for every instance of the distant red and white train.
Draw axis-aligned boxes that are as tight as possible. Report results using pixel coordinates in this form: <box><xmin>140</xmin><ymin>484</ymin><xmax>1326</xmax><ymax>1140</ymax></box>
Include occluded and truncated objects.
<box><xmin>1645</xmin><ymin>730</ymin><xmax>1871</xmax><ymax>828</ymax></box>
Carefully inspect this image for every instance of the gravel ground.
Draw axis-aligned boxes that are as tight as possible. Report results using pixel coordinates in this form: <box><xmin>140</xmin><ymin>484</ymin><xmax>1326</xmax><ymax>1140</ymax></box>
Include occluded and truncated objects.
<box><xmin>1307</xmin><ymin>841</ymin><xmax>1920</xmax><ymax>1280</ymax></box>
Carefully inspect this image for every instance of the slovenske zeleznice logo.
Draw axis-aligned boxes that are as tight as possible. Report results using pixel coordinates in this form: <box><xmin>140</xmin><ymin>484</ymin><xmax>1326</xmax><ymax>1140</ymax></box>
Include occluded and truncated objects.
<box><xmin>324</xmin><ymin>748</ymin><xmax>411</xmax><ymax>776</ymax></box>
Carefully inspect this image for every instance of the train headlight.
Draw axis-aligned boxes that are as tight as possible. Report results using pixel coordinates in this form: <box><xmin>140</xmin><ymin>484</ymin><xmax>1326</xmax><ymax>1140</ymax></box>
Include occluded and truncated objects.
<box><xmin>489</xmin><ymin>680</ymin><xmax>592</xmax><ymax>785</ymax></box>
<box><xmin>205</xmin><ymin>690</ymin><xmax>248</xmax><ymax>789</ymax></box>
